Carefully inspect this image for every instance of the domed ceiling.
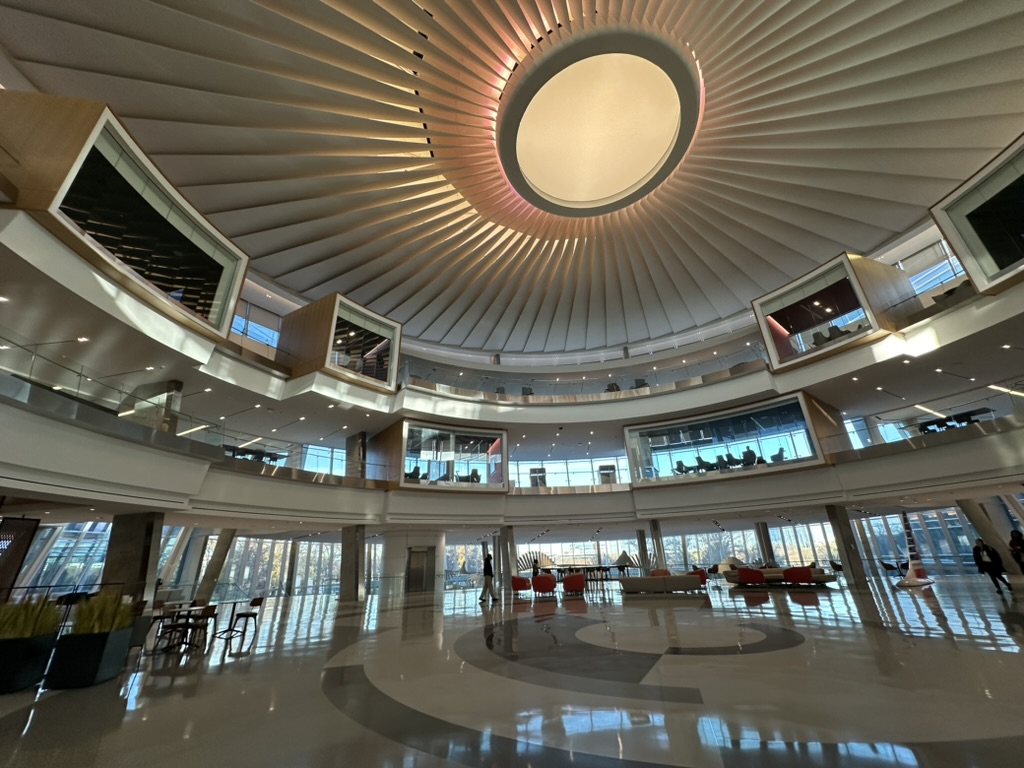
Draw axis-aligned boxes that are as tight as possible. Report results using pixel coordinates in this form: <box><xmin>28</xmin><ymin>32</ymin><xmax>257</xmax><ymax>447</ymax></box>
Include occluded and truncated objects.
<box><xmin>1</xmin><ymin>1</ymin><xmax>1023</xmax><ymax>358</ymax></box>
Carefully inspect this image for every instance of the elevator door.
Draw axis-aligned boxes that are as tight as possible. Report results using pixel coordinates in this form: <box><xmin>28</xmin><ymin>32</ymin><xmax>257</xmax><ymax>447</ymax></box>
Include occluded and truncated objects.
<box><xmin>405</xmin><ymin>546</ymin><xmax>435</xmax><ymax>593</ymax></box>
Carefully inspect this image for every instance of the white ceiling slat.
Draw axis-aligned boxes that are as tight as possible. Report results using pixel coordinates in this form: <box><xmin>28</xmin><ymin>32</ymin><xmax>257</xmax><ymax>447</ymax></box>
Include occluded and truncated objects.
<box><xmin>2</xmin><ymin>1</ymin><xmax>1024</xmax><ymax>356</ymax></box>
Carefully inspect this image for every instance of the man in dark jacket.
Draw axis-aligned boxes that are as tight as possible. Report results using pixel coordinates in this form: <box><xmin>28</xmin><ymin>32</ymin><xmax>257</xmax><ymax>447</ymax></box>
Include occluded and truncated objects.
<box><xmin>973</xmin><ymin>538</ymin><xmax>1012</xmax><ymax>594</ymax></box>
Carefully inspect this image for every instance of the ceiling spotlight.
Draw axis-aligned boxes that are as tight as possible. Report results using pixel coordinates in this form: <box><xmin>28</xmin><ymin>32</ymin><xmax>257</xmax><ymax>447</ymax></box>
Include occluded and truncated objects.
<box><xmin>902</xmin><ymin>360</ymin><xmax>910</xmax><ymax>365</ymax></box>
<box><xmin>349</xmin><ymin>331</ymin><xmax>356</xmax><ymax>337</ymax></box>
<box><xmin>328</xmin><ymin>404</ymin><xmax>335</xmax><ymax>408</ymax></box>
<box><xmin>204</xmin><ymin>387</ymin><xmax>212</xmax><ymax>392</ymax></box>
<box><xmin>1003</xmin><ymin>344</ymin><xmax>1012</xmax><ymax>349</ymax></box>
<box><xmin>876</xmin><ymin>386</ymin><xmax>883</xmax><ymax>391</ymax></box>
<box><xmin>145</xmin><ymin>366</ymin><xmax>155</xmax><ymax>371</ymax></box>
<box><xmin>852</xmin><ymin>377</ymin><xmax>859</xmax><ymax>381</ymax></box>
<box><xmin>76</xmin><ymin>336</ymin><xmax>89</xmax><ymax>342</ymax></box>
<box><xmin>934</xmin><ymin>368</ymin><xmax>942</xmax><ymax>373</ymax></box>
<box><xmin>254</xmin><ymin>404</ymin><xmax>261</xmax><ymax>408</ymax></box>
<box><xmin>299</xmin><ymin>416</ymin><xmax>306</xmax><ymax>421</ymax></box>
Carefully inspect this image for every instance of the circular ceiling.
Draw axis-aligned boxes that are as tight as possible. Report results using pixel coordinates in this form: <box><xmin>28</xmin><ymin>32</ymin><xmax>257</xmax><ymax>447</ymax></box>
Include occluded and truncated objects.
<box><xmin>0</xmin><ymin>2</ymin><xmax>1023</xmax><ymax>361</ymax></box>
<box><xmin>515</xmin><ymin>53</ymin><xmax>681</xmax><ymax>207</ymax></box>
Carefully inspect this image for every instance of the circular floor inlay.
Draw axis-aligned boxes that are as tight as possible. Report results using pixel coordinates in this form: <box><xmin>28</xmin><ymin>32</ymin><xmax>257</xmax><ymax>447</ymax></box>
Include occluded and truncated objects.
<box><xmin>516</xmin><ymin>54</ymin><xmax>680</xmax><ymax>205</ymax></box>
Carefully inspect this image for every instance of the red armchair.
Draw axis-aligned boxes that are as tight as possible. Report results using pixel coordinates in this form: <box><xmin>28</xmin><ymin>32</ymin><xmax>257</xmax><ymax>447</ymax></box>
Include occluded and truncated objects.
<box><xmin>511</xmin><ymin>576</ymin><xmax>532</xmax><ymax>595</ymax></box>
<box><xmin>737</xmin><ymin>567</ymin><xmax>767</xmax><ymax>586</ymax></box>
<box><xmin>532</xmin><ymin>573</ymin><xmax>557</xmax><ymax>595</ymax></box>
<box><xmin>687</xmin><ymin>568</ymin><xmax>708</xmax><ymax>586</ymax></box>
<box><xmin>563</xmin><ymin>573</ymin><xmax>586</xmax><ymax>596</ymax></box>
<box><xmin>783</xmin><ymin>567</ymin><xmax>814</xmax><ymax>585</ymax></box>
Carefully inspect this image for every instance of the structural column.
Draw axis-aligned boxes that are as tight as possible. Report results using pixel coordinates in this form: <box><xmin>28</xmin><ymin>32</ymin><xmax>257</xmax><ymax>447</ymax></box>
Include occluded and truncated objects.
<box><xmin>754</xmin><ymin>522</ymin><xmax>774</xmax><ymax>565</ymax></box>
<box><xmin>636</xmin><ymin>529</ymin><xmax>651</xmax><ymax>576</ymax></box>
<box><xmin>825</xmin><ymin>505</ymin><xmax>867</xmax><ymax>587</ymax></box>
<box><xmin>283</xmin><ymin>539</ymin><xmax>300</xmax><ymax>597</ymax></box>
<box><xmin>340</xmin><ymin>524</ymin><xmax>366</xmax><ymax>602</ymax></box>
<box><xmin>957</xmin><ymin>499</ymin><xmax>1023</xmax><ymax>577</ymax></box>
<box><xmin>499</xmin><ymin>526</ymin><xmax>517</xmax><ymax>599</ymax></box>
<box><xmin>100</xmin><ymin>511</ymin><xmax>165</xmax><ymax>602</ymax></box>
<box><xmin>649</xmin><ymin>519</ymin><xmax>667</xmax><ymax>571</ymax></box>
<box><xmin>195</xmin><ymin>528</ymin><xmax>236</xmax><ymax>603</ymax></box>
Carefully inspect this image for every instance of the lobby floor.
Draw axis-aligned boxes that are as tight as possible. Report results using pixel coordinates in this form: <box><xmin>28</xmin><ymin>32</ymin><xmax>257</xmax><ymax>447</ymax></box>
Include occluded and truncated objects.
<box><xmin>2</xmin><ymin>575</ymin><xmax>1023</xmax><ymax>767</ymax></box>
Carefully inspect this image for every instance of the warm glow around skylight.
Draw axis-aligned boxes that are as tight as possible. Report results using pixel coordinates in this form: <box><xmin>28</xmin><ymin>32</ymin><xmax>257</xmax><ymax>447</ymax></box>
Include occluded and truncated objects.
<box><xmin>516</xmin><ymin>54</ymin><xmax>680</xmax><ymax>205</ymax></box>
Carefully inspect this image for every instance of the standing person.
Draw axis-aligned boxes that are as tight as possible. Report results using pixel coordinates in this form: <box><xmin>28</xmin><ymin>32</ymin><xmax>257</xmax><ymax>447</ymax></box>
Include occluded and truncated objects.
<box><xmin>479</xmin><ymin>553</ymin><xmax>497</xmax><ymax>603</ymax></box>
<box><xmin>973</xmin><ymin>538</ymin><xmax>1012</xmax><ymax>594</ymax></box>
<box><xmin>1008</xmin><ymin>530</ymin><xmax>1024</xmax><ymax>572</ymax></box>
<box><xmin>532</xmin><ymin>559</ymin><xmax>540</xmax><ymax>578</ymax></box>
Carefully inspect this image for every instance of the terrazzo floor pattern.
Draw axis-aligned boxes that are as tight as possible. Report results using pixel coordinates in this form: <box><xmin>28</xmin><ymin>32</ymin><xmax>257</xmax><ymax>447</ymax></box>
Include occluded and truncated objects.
<box><xmin>2</xmin><ymin>577</ymin><xmax>1024</xmax><ymax>767</ymax></box>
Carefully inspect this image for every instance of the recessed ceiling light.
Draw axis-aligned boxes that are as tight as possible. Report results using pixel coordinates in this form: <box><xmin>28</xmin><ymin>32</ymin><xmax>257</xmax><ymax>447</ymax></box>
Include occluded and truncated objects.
<box><xmin>52</xmin><ymin>385</ymin><xmax>63</xmax><ymax>391</ymax></box>
<box><xmin>682</xmin><ymin>359</ymin><xmax>686</xmax><ymax>363</ymax></box>
<box><xmin>582</xmin><ymin>376</ymin><xmax>586</xmax><ymax>380</ymax></box>
<box><xmin>813</xmin><ymin>300</ymin><xmax>820</xmax><ymax>306</ymax></box>
<box><xmin>0</xmin><ymin>296</ymin><xmax>8</xmax><ymax>302</ymax></box>
<box><xmin>712</xmin><ymin>351</ymin><xmax>717</xmax><ymax>355</ymax></box>
<box><xmin>876</xmin><ymin>386</ymin><xmax>883</xmax><ymax>391</ymax></box>
<box><xmin>271</xmin><ymin>428</ymin><xmax>277</xmax><ymax>432</ymax></box>
<box><xmin>902</xmin><ymin>360</ymin><xmax>910</xmax><ymax>364</ymax></box>
<box><xmin>852</xmin><ymin>377</ymin><xmax>858</xmax><ymax>381</ymax></box>
<box><xmin>219</xmin><ymin>416</ymin><xmax>226</xmax><ymax>420</ymax></box>
<box><xmin>145</xmin><ymin>366</ymin><xmax>155</xmax><ymax>371</ymax></box>
<box><xmin>254</xmin><ymin>404</ymin><xmax>261</xmax><ymax>408</ymax></box>
<box><xmin>328</xmin><ymin>404</ymin><xmax>335</xmax><ymax>408</ymax></box>
<box><xmin>349</xmin><ymin>331</ymin><xmax>356</xmax><ymax>337</ymax></box>
<box><xmin>652</xmin><ymin>366</ymin><xmax>657</xmax><ymax>370</ymax></box>
<box><xmin>265</xmin><ymin>293</ymin><xmax>272</xmax><ymax>299</ymax></box>
<box><xmin>459</xmin><ymin>372</ymin><xmax>464</xmax><ymax>376</ymax></box>
<box><xmin>299</xmin><ymin>416</ymin><xmax>306</xmax><ymax>421</ymax></box>
<box><xmin>0</xmin><ymin>345</ymin><xmax>9</xmax><ymax>350</ymax></box>
<box><xmin>204</xmin><ymin>387</ymin><xmax>212</xmax><ymax>392</ymax></box>
<box><xmin>825</xmin><ymin>308</ymin><xmax>833</xmax><ymax>313</ymax></box>
<box><xmin>745</xmin><ymin>341</ymin><xmax>751</xmax><ymax>346</ymax></box>
<box><xmin>1003</xmin><ymin>344</ymin><xmax>1012</xmax><ymax>349</ymax></box>
<box><xmin>343</xmin><ymin>425</ymin><xmax>348</xmax><ymax>429</ymax></box>
<box><xmin>934</xmin><ymin>368</ymin><xmax>942</xmax><ymax>373</ymax></box>
<box><xmin>319</xmin><ymin>437</ymin><xmax>324</xmax><ymax>441</ymax></box>
<box><xmin>589</xmin><ymin>431</ymin><xmax>594</xmax><ymax>435</ymax></box>
<box><xmin>969</xmin><ymin>377</ymin><xmax>976</xmax><ymax>381</ymax></box>
<box><xmin>77</xmin><ymin>336</ymin><xmax>89</xmax><ymax>342</ymax></box>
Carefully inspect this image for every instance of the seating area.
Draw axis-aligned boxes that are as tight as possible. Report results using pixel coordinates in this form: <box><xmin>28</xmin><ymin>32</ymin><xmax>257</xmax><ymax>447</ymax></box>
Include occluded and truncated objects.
<box><xmin>618</xmin><ymin>572</ymin><xmax>704</xmax><ymax>595</ymax></box>
<box><xmin>723</xmin><ymin>566</ymin><xmax>837</xmax><ymax>587</ymax></box>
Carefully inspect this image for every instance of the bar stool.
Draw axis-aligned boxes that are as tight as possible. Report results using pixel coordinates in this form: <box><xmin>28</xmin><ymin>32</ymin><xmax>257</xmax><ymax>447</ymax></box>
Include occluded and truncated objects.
<box><xmin>230</xmin><ymin>597</ymin><xmax>264</xmax><ymax>643</ymax></box>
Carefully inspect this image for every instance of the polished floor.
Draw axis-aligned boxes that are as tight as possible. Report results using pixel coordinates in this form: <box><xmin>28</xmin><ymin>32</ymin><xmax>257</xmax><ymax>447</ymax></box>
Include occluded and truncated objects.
<box><xmin>2</xmin><ymin>575</ymin><xmax>1024</xmax><ymax>767</ymax></box>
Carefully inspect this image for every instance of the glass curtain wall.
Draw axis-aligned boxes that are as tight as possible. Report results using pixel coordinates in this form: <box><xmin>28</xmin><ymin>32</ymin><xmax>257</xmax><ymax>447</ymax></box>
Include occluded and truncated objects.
<box><xmin>15</xmin><ymin>523</ymin><xmax>184</xmax><ymax>595</ymax></box>
<box><xmin>855</xmin><ymin>508</ymin><xmax>979</xmax><ymax>575</ymax></box>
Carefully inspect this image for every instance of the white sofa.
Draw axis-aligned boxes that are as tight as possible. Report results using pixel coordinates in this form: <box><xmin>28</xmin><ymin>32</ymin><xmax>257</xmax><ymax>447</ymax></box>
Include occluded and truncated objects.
<box><xmin>618</xmin><ymin>574</ymin><xmax>703</xmax><ymax>594</ymax></box>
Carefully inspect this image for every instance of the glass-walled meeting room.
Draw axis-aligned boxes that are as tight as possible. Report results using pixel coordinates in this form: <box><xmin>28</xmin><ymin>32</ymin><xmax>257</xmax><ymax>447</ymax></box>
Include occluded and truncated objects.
<box><xmin>401</xmin><ymin>422</ymin><xmax>507</xmax><ymax>490</ymax></box>
<box><xmin>625</xmin><ymin>395</ymin><xmax>823</xmax><ymax>485</ymax></box>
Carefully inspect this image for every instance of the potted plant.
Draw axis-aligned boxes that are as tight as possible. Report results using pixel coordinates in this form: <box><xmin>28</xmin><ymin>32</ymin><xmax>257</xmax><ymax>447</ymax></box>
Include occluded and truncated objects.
<box><xmin>45</xmin><ymin>590</ymin><xmax>134</xmax><ymax>689</ymax></box>
<box><xmin>0</xmin><ymin>598</ymin><xmax>60</xmax><ymax>694</ymax></box>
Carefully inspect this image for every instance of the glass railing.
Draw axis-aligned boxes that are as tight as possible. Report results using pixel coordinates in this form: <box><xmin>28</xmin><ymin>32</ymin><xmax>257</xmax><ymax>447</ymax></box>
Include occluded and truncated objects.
<box><xmin>0</xmin><ymin>329</ymin><xmax>389</xmax><ymax>483</ymax></box>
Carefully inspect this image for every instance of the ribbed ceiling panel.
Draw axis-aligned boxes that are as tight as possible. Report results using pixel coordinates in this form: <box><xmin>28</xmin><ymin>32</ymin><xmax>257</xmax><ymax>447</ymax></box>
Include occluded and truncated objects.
<box><xmin>1</xmin><ymin>0</ymin><xmax>1023</xmax><ymax>355</ymax></box>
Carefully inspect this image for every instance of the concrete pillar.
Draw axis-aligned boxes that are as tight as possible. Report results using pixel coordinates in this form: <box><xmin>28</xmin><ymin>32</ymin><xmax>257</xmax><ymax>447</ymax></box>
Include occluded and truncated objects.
<box><xmin>825</xmin><ymin>505</ymin><xmax>868</xmax><ymax>587</ymax></box>
<box><xmin>195</xmin><ymin>528</ymin><xmax>236</xmax><ymax>603</ymax></box>
<box><xmin>500</xmin><ymin>526</ymin><xmax>516</xmax><ymax>599</ymax></box>
<box><xmin>340</xmin><ymin>525</ymin><xmax>366</xmax><ymax>602</ymax></box>
<box><xmin>957</xmin><ymin>499</ymin><xmax>1023</xmax><ymax>577</ymax></box>
<box><xmin>175</xmin><ymin>529</ymin><xmax>208</xmax><ymax>591</ymax></box>
<box><xmin>636</xmin><ymin>529</ymin><xmax>650</xmax><ymax>576</ymax></box>
<box><xmin>754</xmin><ymin>522</ymin><xmax>774</xmax><ymax>565</ymax></box>
<box><xmin>100</xmin><ymin>512</ymin><xmax>164</xmax><ymax>603</ymax></box>
<box><xmin>864</xmin><ymin>416</ymin><xmax>886</xmax><ymax>446</ymax></box>
<box><xmin>283</xmin><ymin>539</ymin><xmax>300</xmax><ymax>597</ymax></box>
<box><xmin>649</xmin><ymin>519</ymin><xmax>667</xmax><ymax>570</ymax></box>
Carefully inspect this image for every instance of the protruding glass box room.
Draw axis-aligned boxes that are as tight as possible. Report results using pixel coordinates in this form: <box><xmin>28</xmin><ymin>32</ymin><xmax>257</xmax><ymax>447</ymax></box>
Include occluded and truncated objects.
<box><xmin>56</xmin><ymin>126</ymin><xmax>248</xmax><ymax>335</ymax></box>
<box><xmin>753</xmin><ymin>252</ymin><xmax>918</xmax><ymax>371</ymax></box>
<box><xmin>931</xmin><ymin>133</ymin><xmax>1024</xmax><ymax>293</ymax></box>
<box><xmin>278</xmin><ymin>293</ymin><xmax>402</xmax><ymax>391</ymax></box>
<box><xmin>401</xmin><ymin>422</ymin><xmax>507</xmax><ymax>491</ymax></box>
<box><xmin>625</xmin><ymin>394</ymin><xmax>826</xmax><ymax>485</ymax></box>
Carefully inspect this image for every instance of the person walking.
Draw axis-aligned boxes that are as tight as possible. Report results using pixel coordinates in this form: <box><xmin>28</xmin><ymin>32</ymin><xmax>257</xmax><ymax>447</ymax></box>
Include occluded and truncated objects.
<box><xmin>1008</xmin><ymin>530</ymin><xmax>1024</xmax><ymax>572</ymax></box>
<box><xmin>973</xmin><ymin>538</ymin><xmax>1012</xmax><ymax>594</ymax></box>
<box><xmin>479</xmin><ymin>553</ymin><xmax>497</xmax><ymax>603</ymax></box>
